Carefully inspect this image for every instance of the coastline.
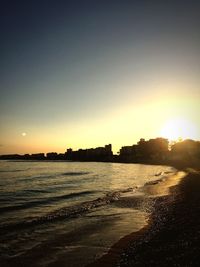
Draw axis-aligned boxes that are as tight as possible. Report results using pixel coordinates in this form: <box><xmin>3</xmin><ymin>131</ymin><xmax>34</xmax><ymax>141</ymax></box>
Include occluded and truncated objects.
<box><xmin>88</xmin><ymin>166</ymin><xmax>200</xmax><ymax>267</ymax></box>
<box><xmin>0</xmin><ymin>161</ymin><xmax>173</xmax><ymax>267</ymax></box>
<box><xmin>1</xmin><ymin>161</ymin><xmax>200</xmax><ymax>266</ymax></box>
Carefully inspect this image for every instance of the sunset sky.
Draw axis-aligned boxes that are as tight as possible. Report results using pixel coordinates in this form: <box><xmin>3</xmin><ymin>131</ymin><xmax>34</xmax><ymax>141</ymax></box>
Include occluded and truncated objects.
<box><xmin>1</xmin><ymin>0</ymin><xmax>200</xmax><ymax>154</ymax></box>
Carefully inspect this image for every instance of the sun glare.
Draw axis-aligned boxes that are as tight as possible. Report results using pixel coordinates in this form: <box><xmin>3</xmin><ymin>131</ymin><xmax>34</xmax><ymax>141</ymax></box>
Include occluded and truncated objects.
<box><xmin>160</xmin><ymin>118</ymin><xmax>197</xmax><ymax>141</ymax></box>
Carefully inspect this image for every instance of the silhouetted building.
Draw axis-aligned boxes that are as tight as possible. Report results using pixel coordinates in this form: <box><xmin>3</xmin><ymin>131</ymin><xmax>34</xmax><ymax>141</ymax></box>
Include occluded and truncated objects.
<box><xmin>57</xmin><ymin>153</ymin><xmax>66</xmax><ymax>160</ymax></box>
<box><xmin>119</xmin><ymin>145</ymin><xmax>139</xmax><ymax>162</ymax></box>
<box><xmin>46</xmin><ymin>152</ymin><xmax>58</xmax><ymax>160</ymax></box>
<box><xmin>2</xmin><ymin>138</ymin><xmax>200</xmax><ymax>164</ymax></box>
<box><xmin>30</xmin><ymin>153</ymin><xmax>45</xmax><ymax>160</ymax></box>
<box><xmin>0</xmin><ymin>154</ymin><xmax>22</xmax><ymax>160</ymax></box>
<box><xmin>65</xmin><ymin>144</ymin><xmax>113</xmax><ymax>161</ymax></box>
<box><xmin>137</xmin><ymin>138</ymin><xmax>169</xmax><ymax>160</ymax></box>
<box><xmin>119</xmin><ymin>138</ymin><xmax>169</xmax><ymax>162</ymax></box>
<box><xmin>24</xmin><ymin>154</ymin><xmax>31</xmax><ymax>160</ymax></box>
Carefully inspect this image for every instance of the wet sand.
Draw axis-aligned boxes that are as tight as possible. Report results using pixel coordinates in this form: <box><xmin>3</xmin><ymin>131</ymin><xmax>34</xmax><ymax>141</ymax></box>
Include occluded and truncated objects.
<box><xmin>89</xmin><ymin>168</ymin><xmax>200</xmax><ymax>267</ymax></box>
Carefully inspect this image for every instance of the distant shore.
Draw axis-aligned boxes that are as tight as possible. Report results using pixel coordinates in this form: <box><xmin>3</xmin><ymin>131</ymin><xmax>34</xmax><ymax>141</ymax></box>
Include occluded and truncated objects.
<box><xmin>1</xmin><ymin>138</ymin><xmax>199</xmax><ymax>166</ymax></box>
<box><xmin>88</xmin><ymin>163</ymin><xmax>200</xmax><ymax>267</ymax></box>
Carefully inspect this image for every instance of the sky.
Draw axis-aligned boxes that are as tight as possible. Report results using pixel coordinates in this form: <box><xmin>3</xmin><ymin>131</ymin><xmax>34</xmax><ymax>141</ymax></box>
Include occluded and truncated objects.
<box><xmin>1</xmin><ymin>0</ymin><xmax>200</xmax><ymax>154</ymax></box>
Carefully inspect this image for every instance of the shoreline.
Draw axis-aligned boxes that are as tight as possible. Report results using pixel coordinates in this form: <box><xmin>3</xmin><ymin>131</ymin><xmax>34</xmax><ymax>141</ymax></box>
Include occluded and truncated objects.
<box><xmin>88</xmin><ymin>167</ymin><xmax>200</xmax><ymax>267</ymax></box>
<box><xmin>1</xmin><ymin>161</ymin><xmax>199</xmax><ymax>266</ymax></box>
<box><xmin>0</xmin><ymin>161</ymin><xmax>173</xmax><ymax>267</ymax></box>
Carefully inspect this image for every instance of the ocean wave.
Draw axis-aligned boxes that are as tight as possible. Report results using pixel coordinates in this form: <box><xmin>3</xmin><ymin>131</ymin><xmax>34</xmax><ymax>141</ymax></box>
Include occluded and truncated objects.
<box><xmin>61</xmin><ymin>172</ymin><xmax>90</xmax><ymax>176</ymax></box>
<box><xmin>154</xmin><ymin>171</ymin><xmax>174</xmax><ymax>176</ymax></box>
<box><xmin>0</xmin><ymin>190</ymin><xmax>96</xmax><ymax>214</ymax></box>
<box><xmin>145</xmin><ymin>178</ymin><xmax>164</xmax><ymax>185</ymax></box>
<box><xmin>17</xmin><ymin>172</ymin><xmax>90</xmax><ymax>182</ymax></box>
<box><xmin>0</xmin><ymin>169</ymin><xmax>28</xmax><ymax>173</ymax></box>
<box><xmin>0</xmin><ymin>187</ymin><xmax>136</xmax><ymax>232</ymax></box>
<box><xmin>24</xmin><ymin>189</ymin><xmax>48</xmax><ymax>194</ymax></box>
<box><xmin>18</xmin><ymin>174</ymin><xmax>57</xmax><ymax>182</ymax></box>
<box><xmin>147</xmin><ymin>171</ymin><xmax>176</xmax><ymax>186</ymax></box>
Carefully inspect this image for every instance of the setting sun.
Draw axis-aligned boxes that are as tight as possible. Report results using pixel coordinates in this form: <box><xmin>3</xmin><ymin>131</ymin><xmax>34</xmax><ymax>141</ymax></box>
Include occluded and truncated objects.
<box><xmin>160</xmin><ymin>118</ymin><xmax>197</xmax><ymax>141</ymax></box>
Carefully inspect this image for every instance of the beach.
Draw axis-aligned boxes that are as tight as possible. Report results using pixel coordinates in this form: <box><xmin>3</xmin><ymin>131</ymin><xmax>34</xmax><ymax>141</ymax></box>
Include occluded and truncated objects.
<box><xmin>0</xmin><ymin>161</ymin><xmax>174</xmax><ymax>267</ymax></box>
<box><xmin>1</xmin><ymin>161</ymin><xmax>200</xmax><ymax>266</ymax></box>
<box><xmin>89</xmin><ymin>166</ymin><xmax>200</xmax><ymax>267</ymax></box>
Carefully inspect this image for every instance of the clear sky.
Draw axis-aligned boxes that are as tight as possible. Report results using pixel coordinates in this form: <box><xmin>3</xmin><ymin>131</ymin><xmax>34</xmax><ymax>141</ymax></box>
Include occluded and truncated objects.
<box><xmin>1</xmin><ymin>0</ymin><xmax>200</xmax><ymax>154</ymax></box>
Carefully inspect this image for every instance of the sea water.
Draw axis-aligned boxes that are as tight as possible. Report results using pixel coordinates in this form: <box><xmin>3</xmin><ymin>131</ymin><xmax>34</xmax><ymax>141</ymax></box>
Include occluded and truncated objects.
<box><xmin>0</xmin><ymin>160</ymin><xmax>174</xmax><ymax>266</ymax></box>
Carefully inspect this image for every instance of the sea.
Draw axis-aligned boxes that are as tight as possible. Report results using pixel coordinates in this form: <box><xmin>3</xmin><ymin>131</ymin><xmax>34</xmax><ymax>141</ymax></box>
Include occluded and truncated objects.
<box><xmin>0</xmin><ymin>160</ymin><xmax>175</xmax><ymax>266</ymax></box>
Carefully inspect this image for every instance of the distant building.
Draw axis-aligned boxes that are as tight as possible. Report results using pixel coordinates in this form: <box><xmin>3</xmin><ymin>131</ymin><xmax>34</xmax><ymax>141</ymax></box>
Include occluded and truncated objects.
<box><xmin>65</xmin><ymin>144</ymin><xmax>113</xmax><ymax>161</ymax></box>
<box><xmin>57</xmin><ymin>153</ymin><xmax>65</xmax><ymax>160</ymax></box>
<box><xmin>119</xmin><ymin>138</ymin><xmax>169</xmax><ymax>162</ymax></box>
<box><xmin>46</xmin><ymin>152</ymin><xmax>58</xmax><ymax>160</ymax></box>
<box><xmin>119</xmin><ymin>145</ymin><xmax>139</xmax><ymax>162</ymax></box>
<box><xmin>30</xmin><ymin>153</ymin><xmax>45</xmax><ymax>160</ymax></box>
<box><xmin>0</xmin><ymin>154</ymin><xmax>22</xmax><ymax>160</ymax></box>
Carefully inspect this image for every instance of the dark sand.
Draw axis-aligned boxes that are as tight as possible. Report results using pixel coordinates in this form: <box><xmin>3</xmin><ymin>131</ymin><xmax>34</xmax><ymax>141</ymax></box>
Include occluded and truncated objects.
<box><xmin>89</xmin><ymin>168</ymin><xmax>200</xmax><ymax>267</ymax></box>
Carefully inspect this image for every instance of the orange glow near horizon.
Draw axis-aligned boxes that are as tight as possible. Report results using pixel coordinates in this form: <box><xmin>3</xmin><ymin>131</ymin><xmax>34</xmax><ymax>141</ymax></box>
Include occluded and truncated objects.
<box><xmin>0</xmin><ymin>90</ymin><xmax>200</xmax><ymax>155</ymax></box>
